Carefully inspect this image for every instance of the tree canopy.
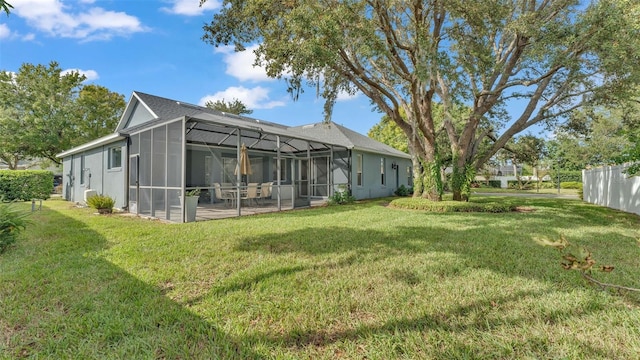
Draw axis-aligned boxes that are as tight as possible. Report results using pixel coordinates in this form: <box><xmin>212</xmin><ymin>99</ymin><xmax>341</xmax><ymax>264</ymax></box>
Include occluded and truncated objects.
<box><xmin>205</xmin><ymin>98</ymin><xmax>253</xmax><ymax>115</ymax></box>
<box><xmin>203</xmin><ymin>0</ymin><xmax>640</xmax><ymax>200</ymax></box>
<box><xmin>0</xmin><ymin>62</ymin><xmax>125</xmax><ymax>166</ymax></box>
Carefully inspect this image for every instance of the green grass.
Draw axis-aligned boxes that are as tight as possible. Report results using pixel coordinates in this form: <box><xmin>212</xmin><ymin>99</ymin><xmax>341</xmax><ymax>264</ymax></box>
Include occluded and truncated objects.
<box><xmin>1</xmin><ymin>198</ymin><xmax>640</xmax><ymax>359</ymax></box>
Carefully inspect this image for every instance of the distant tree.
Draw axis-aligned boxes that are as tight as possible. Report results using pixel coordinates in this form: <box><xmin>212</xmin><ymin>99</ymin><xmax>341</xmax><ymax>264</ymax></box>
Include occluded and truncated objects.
<box><xmin>548</xmin><ymin>106</ymin><xmax>632</xmax><ymax>172</ymax></box>
<box><xmin>203</xmin><ymin>0</ymin><xmax>640</xmax><ymax>201</ymax></box>
<box><xmin>504</xmin><ymin>135</ymin><xmax>547</xmax><ymax>190</ymax></box>
<box><xmin>0</xmin><ymin>108</ymin><xmax>29</xmax><ymax>169</ymax></box>
<box><xmin>368</xmin><ymin>115</ymin><xmax>409</xmax><ymax>153</ymax></box>
<box><xmin>73</xmin><ymin>85</ymin><xmax>126</xmax><ymax>144</ymax></box>
<box><xmin>205</xmin><ymin>98</ymin><xmax>253</xmax><ymax>115</ymax></box>
<box><xmin>614</xmin><ymin>93</ymin><xmax>640</xmax><ymax>175</ymax></box>
<box><xmin>0</xmin><ymin>62</ymin><xmax>125</xmax><ymax>165</ymax></box>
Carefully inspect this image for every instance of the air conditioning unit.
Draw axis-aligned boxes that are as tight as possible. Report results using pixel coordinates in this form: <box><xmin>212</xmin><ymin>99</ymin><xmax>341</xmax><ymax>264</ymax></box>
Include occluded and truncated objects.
<box><xmin>84</xmin><ymin>189</ymin><xmax>97</xmax><ymax>204</ymax></box>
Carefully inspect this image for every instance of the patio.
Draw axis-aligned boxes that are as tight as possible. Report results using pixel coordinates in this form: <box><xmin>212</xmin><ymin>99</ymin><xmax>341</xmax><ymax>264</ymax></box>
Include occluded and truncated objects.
<box><xmin>192</xmin><ymin>197</ymin><xmax>328</xmax><ymax>221</ymax></box>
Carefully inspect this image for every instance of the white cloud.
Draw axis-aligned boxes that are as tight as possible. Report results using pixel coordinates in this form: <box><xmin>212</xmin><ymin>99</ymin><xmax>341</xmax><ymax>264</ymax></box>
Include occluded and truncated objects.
<box><xmin>336</xmin><ymin>90</ymin><xmax>359</xmax><ymax>102</ymax></box>
<box><xmin>22</xmin><ymin>33</ymin><xmax>36</xmax><ymax>41</ymax></box>
<box><xmin>11</xmin><ymin>0</ymin><xmax>146</xmax><ymax>41</ymax></box>
<box><xmin>0</xmin><ymin>23</ymin><xmax>10</xmax><ymax>39</ymax></box>
<box><xmin>62</xmin><ymin>68</ymin><xmax>99</xmax><ymax>82</ymax></box>
<box><xmin>161</xmin><ymin>0</ymin><xmax>221</xmax><ymax>16</ymax></box>
<box><xmin>198</xmin><ymin>86</ymin><xmax>286</xmax><ymax>110</ymax></box>
<box><xmin>215</xmin><ymin>44</ymin><xmax>275</xmax><ymax>83</ymax></box>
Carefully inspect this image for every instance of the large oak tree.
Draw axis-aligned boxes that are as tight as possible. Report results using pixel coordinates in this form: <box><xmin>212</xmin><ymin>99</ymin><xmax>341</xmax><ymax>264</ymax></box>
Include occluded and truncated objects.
<box><xmin>202</xmin><ymin>0</ymin><xmax>640</xmax><ymax>200</ymax></box>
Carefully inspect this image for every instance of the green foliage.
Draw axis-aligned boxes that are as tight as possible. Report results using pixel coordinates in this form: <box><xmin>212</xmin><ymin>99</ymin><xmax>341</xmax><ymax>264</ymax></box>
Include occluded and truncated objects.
<box><xmin>472</xmin><ymin>180</ymin><xmax>502</xmax><ymax>188</ymax></box>
<box><xmin>186</xmin><ymin>188</ymin><xmax>201</xmax><ymax>197</ymax></box>
<box><xmin>328</xmin><ymin>189</ymin><xmax>355</xmax><ymax>205</ymax></box>
<box><xmin>0</xmin><ymin>170</ymin><xmax>53</xmax><ymax>201</ymax></box>
<box><xmin>0</xmin><ymin>0</ymin><xmax>12</xmax><ymax>15</ymax></box>
<box><xmin>205</xmin><ymin>98</ymin><xmax>253</xmax><ymax>115</ymax></box>
<box><xmin>390</xmin><ymin>197</ymin><xmax>515</xmax><ymax>213</ymax></box>
<box><xmin>560</xmin><ymin>182</ymin><xmax>582</xmax><ymax>190</ymax></box>
<box><xmin>0</xmin><ymin>199</ymin><xmax>29</xmax><ymax>254</ymax></box>
<box><xmin>0</xmin><ymin>62</ymin><xmax>125</xmax><ymax>164</ymax></box>
<box><xmin>549</xmin><ymin>170</ymin><xmax>583</xmax><ymax>184</ymax></box>
<box><xmin>73</xmin><ymin>85</ymin><xmax>126</xmax><ymax>145</ymax></box>
<box><xmin>86</xmin><ymin>195</ymin><xmax>115</xmax><ymax>213</ymax></box>
<box><xmin>202</xmin><ymin>0</ymin><xmax>640</xmax><ymax>203</ymax></box>
<box><xmin>394</xmin><ymin>185</ymin><xmax>412</xmax><ymax>197</ymax></box>
<box><xmin>367</xmin><ymin>115</ymin><xmax>409</xmax><ymax>153</ymax></box>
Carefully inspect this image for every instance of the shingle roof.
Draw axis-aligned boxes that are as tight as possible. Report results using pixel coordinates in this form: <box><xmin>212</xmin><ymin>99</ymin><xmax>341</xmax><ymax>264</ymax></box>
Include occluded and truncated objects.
<box><xmin>133</xmin><ymin>91</ymin><xmax>287</xmax><ymax>129</ymax></box>
<box><xmin>289</xmin><ymin>122</ymin><xmax>410</xmax><ymax>159</ymax></box>
<box><xmin>126</xmin><ymin>92</ymin><xmax>410</xmax><ymax>158</ymax></box>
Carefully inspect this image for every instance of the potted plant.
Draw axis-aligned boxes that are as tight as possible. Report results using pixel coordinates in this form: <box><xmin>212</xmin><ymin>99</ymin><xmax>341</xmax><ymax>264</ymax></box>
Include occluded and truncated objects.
<box><xmin>181</xmin><ymin>188</ymin><xmax>200</xmax><ymax>222</ymax></box>
<box><xmin>86</xmin><ymin>194</ymin><xmax>116</xmax><ymax>214</ymax></box>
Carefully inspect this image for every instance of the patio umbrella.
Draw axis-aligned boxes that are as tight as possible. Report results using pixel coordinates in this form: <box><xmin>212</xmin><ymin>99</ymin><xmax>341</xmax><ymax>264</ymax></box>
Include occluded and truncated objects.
<box><xmin>235</xmin><ymin>143</ymin><xmax>253</xmax><ymax>179</ymax></box>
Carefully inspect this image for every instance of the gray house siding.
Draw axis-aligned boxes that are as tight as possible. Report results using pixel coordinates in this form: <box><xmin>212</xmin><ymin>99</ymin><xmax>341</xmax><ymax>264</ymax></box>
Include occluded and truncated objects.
<box><xmin>61</xmin><ymin>139</ymin><xmax>127</xmax><ymax>209</ymax></box>
<box><xmin>350</xmin><ymin>150</ymin><xmax>412</xmax><ymax>200</ymax></box>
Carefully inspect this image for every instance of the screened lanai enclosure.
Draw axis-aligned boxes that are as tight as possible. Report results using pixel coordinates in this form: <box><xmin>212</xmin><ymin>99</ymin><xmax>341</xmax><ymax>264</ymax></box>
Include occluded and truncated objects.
<box><xmin>121</xmin><ymin>112</ymin><xmax>350</xmax><ymax>222</ymax></box>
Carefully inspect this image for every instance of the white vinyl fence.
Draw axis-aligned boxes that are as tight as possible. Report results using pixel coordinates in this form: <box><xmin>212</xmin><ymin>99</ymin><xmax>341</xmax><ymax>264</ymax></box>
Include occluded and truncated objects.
<box><xmin>582</xmin><ymin>164</ymin><xmax>640</xmax><ymax>216</ymax></box>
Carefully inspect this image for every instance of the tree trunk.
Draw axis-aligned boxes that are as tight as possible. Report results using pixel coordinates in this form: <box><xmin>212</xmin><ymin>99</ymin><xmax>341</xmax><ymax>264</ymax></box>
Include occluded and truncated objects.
<box><xmin>450</xmin><ymin>154</ymin><xmax>475</xmax><ymax>202</ymax></box>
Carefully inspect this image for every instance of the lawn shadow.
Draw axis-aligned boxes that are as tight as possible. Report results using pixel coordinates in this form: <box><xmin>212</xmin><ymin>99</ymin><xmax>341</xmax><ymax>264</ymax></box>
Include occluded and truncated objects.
<box><xmin>234</xmin><ymin>206</ymin><xmax>640</xmax><ymax>298</ymax></box>
<box><xmin>0</xmin><ymin>205</ymin><xmax>262</xmax><ymax>359</ymax></box>
<box><xmin>243</xmin><ymin>288</ymin><xmax>614</xmax><ymax>358</ymax></box>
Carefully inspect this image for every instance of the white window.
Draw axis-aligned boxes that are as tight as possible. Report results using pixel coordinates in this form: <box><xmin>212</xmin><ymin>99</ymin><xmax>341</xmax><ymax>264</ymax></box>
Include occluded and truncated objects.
<box><xmin>381</xmin><ymin>158</ymin><xmax>386</xmax><ymax>186</ymax></box>
<box><xmin>108</xmin><ymin>146</ymin><xmax>122</xmax><ymax>169</ymax></box>
<box><xmin>356</xmin><ymin>154</ymin><xmax>363</xmax><ymax>186</ymax></box>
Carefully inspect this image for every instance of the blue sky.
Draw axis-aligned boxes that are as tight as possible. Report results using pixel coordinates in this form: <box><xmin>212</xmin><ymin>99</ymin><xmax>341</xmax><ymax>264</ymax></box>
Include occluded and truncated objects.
<box><xmin>0</xmin><ymin>0</ymin><xmax>380</xmax><ymax>135</ymax></box>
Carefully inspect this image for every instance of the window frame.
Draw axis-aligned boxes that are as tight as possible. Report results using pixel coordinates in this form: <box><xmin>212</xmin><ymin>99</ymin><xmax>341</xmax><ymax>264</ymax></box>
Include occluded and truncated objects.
<box><xmin>108</xmin><ymin>146</ymin><xmax>123</xmax><ymax>170</ymax></box>
<box><xmin>356</xmin><ymin>154</ymin><xmax>363</xmax><ymax>186</ymax></box>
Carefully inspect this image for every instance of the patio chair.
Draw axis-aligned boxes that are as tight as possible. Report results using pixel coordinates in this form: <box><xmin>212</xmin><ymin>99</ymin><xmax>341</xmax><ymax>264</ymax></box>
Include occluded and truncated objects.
<box><xmin>243</xmin><ymin>183</ymin><xmax>260</xmax><ymax>206</ymax></box>
<box><xmin>213</xmin><ymin>183</ymin><xmax>234</xmax><ymax>207</ymax></box>
<box><xmin>259</xmin><ymin>182</ymin><xmax>272</xmax><ymax>204</ymax></box>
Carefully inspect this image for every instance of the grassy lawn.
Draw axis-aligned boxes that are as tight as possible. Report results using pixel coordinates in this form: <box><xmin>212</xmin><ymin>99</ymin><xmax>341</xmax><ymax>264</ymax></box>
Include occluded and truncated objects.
<box><xmin>1</xmin><ymin>197</ymin><xmax>639</xmax><ymax>359</ymax></box>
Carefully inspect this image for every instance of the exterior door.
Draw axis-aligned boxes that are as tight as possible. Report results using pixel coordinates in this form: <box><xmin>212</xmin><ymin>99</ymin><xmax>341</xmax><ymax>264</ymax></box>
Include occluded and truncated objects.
<box><xmin>128</xmin><ymin>155</ymin><xmax>139</xmax><ymax>214</ymax></box>
<box><xmin>312</xmin><ymin>157</ymin><xmax>329</xmax><ymax>197</ymax></box>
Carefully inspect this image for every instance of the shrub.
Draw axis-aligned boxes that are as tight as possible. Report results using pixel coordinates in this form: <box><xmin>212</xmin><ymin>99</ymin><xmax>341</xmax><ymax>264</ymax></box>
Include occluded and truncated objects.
<box><xmin>389</xmin><ymin>197</ymin><xmax>516</xmax><ymax>213</ymax></box>
<box><xmin>0</xmin><ymin>199</ymin><xmax>30</xmax><ymax>254</ymax></box>
<box><xmin>0</xmin><ymin>170</ymin><xmax>53</xmax><ymax>201</ymax></box>
<box><xmin>549</xmin><ymin>170</ymin><xmax>582</xmax><ymax>184</ymax></box>
<box><xmin>394</xmin><ymin>185</ymin><xmax>413</xmax><ymax>196</ymax></box>
<box><xmin>472</xmin><ymin>180</ymin><xmax>501</xmax><ymax>188</ymax></box>
<box><xmin>507</xmin><ymin>180</ymin><xmax>534</xmax><ymax>190</ymax></box>
<box><xmin>186</xmin><ymin>188</ymin><xmax>201</xmax><ymax>197</ymax></box>
<box><xmin>560</xmin><ymin>181</ymin><xmax>582</xmax><ymax>189</ymax></box>
<box><xmin>86</xmin><ymin>194</ymin><xmax>116</xmax><ymax>214</ymax></box>
<box><xmin>328</xmin><ymin>189</ymin><xmax>356</xmax><ymax>205</ymax></box>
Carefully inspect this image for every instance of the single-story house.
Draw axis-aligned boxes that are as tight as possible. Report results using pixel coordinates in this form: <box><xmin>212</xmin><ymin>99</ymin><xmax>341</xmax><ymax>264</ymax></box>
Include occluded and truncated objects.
<box><xmin>57</xmin><ymin>91</ymin><xmax>412</xmax><ymax>222</ymax></box>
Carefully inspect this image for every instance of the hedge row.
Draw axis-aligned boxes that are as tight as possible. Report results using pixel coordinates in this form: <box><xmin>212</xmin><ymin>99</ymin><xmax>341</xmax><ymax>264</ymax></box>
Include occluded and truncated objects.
<box><xmin>549</xmin><ymin>170</ymin><xmax>582</xmax><ymax>183</ymax></box>
<box><xmin>0</xmin><ymin>170</ymin><xmax>53</xmax><ymax>201</ymax></box>
<box><xmin>472</xmin><ymin>180</ymin><xmax>502</xmax><ymax>188</ymax></box>
<box><xmin>389</xmin><ymin>197</ymin><xmax>516</xmax><ymax>213</ymax></box>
